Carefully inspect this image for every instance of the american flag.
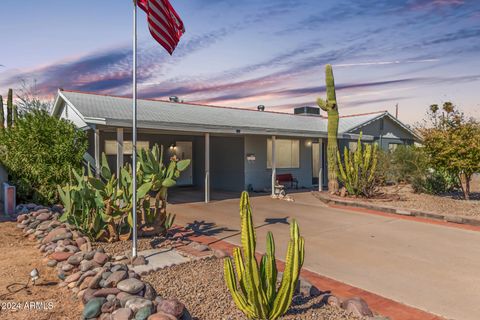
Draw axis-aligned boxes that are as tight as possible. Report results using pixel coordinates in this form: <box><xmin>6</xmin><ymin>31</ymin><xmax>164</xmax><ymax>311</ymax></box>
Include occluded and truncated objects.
<box><xmin>138</xmin><ymin>0</ymin><xmax>185</xmax><ymax>54</ymax></box>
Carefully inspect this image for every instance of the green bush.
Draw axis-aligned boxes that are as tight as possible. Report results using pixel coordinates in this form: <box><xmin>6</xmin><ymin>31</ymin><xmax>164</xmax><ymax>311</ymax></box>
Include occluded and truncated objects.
<box><xmin>377</xmin><ymin>145</ymin><xmax>456</xmax><ymax>194</ymax></box>
<box><xmin>0</xmin><ymin>110</ymin><xmax>87</xmax><ymax>204</ymax></box>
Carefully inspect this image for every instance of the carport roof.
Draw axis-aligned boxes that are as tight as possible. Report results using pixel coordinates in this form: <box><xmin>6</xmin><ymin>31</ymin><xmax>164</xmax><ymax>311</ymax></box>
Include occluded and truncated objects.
<box><xmin>52</xmin><ymin>89</ymin><xmax>409</xmax><ymax>139</ymax></box>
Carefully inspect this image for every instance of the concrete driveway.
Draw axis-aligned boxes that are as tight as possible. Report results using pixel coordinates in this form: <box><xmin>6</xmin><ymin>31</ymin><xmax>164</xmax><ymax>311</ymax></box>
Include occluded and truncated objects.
<box><xmin>169</xmin><ymin>191</ymin><xmax>480</xmax><ymax>320</ymax></box>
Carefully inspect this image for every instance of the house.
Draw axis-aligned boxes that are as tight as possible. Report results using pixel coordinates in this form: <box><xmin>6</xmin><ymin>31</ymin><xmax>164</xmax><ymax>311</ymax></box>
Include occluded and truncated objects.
<box><xmin>52</xmin><ymin>89</ymin><xmax>420</xmax><ymax>201</ymax></box>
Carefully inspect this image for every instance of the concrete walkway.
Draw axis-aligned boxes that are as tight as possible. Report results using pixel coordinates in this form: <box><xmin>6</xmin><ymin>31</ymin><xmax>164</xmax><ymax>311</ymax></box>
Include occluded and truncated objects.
<box><xmin>169</xmin><ymin>191</ymin><xmax>480</xmax><ymax>320</ymax></box>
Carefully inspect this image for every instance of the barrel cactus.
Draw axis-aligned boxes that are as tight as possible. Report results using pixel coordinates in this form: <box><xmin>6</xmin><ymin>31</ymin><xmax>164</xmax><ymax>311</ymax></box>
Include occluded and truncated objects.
<box><xmin>224</xmin><ymin>192</ymin><xmax>305</xmax><ymax>319</ymax></box>
<box><xmin>317</xmin><ymin>64</ymin><xmax>339</xmax><ymax>194</ymax></box>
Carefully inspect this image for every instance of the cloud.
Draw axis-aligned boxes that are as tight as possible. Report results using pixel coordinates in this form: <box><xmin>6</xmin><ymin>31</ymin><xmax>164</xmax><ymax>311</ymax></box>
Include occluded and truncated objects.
<box><xmin>333</xmin><ymin>59</ymin><xmax>440</xmax><ymax>68</ymax></box>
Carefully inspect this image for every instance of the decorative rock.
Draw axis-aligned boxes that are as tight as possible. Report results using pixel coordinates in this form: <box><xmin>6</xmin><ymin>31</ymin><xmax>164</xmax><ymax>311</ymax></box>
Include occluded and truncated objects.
<box><xmin>84</xmin><ymin>250</ymin><xmax>96</xmax><ymax>260</ymax></box>
<box><xmin>93</xmin><ymin>288</ymin><xmax>121</xmax><ymax>297</ymax></box>
<box><xmin>47</xmin><ymin>259</ymin><xmax>58</xmax><ymax>267</ymax></box>
<box><xmin>82</xmin><ymin>288</ymin><xmax>98</xmax><ymax>305</ymax></box>
<box><xmin>117</xmin><ymin>292</ymin><xmax>137</xmax><ymax>307</ymax></box>
<box><xmin>147</xmin><ymin>312</ymin><xmax>176</xmax><ymax>320</ymax></box>
<box><xmin>296</xmin><ymin>278</ymin><xmax>321</xmax><ymax>297</ymax></box>
<box><xmin>112</xmin><ymin>308</ymin><xmax>133</xmax><ymax>320</ymax></box>
<box><xmin>156</xmin><ymin>299</ymin><xmax>184</xmax><ymax>318</ymax></box>
<box><xmin>143</xmin><ymin>283</ymin><xmax>156</xmax><ymax>301</ymax></box>
<box><xmin>114</xmin><ymin>255</ymin><xmax>128</xmax><ymax>261</ymax></box>
<box><xmin>67</xmin><ymin>253</ymin><xmax>84</xmax><ymax>265</ymax></box>
<box><xmin>80</xmin><ymin>276</ymin><xmax>94</xmax><ymax>290</ymax></box>
<box><xmin>111</xmin><ymin>264</ymin><xmax>128</xmax><ymax>272</ymax></box>
<box><xmin>135</xmin><ymin>306</ymin><xmax>153</xmax><ymax>320</ymax></box>
<box><xmin>36</xmin><ymin>212</ymin><xmax>51</xmax><ymax>221</ymax></box>
<box><xmin>102</xmin><ymin>299</ymin><xmax>121</xmax><ymax>313</ymax></box>
<box><xmin>117</xmin><ymin>278</ymin><xmax>145</xmax><ymax>294</ymax></box>
<box><xmin>213</xmin><ymin>249</ymin><xmax>228</xmax><ymax>259</ymax></box>
<box><xmin>66</xmin><ymin>245</ymin><xmax>80</xmax><ymax>253</ymax></box>
<box><xmin>125</xmin><ymin>298</ymin><xmax>153</xmax><ymax>314</ymax></box>
<box><xmin>89</xmin><ymin>269</ymin><xmax>106</xmax><ymax>289</ymax></box>
<box><xmin>17</xmin><ymin>214</ymin><xmax>28</xmax><ymax>223</ymax></box>
<box><xmin>76</xmin><ymin>237</ymin><xmax>87</xmax><ymax>247</ymax></box>
<box><xmin>83</xmin><ymin>297</ymin><xmax>106</xmax><ymax>319</ymax></box>
<box><xmin>100</xmin><ymin>313</ymin><xmax>114</xmax><ymax>320</ymax></box>
<box><xmin>57</xmin><ymin>272</ymin><xmax>66</xmax><ymax>281</ymax></box>
<box><xmin>81</xmin><ymin>242</ymin><xmax>93</xmax><ymax>252</ymax></box>
<box><xmin>43</xmin><ymin>228</ymin><xmax>68</xmax><ymax>244</ymax></box>
<box><xmin>94</xmin><ymin>251</ymin><xmax>109</xmax><ymax>265</ymax></box>
<box><xmin>327</xmin><ymin>295</ymin><xmax>341</xmax><ymax>307</ymax></box>
<box><xmin>102</xmin><ymin>271</ymin><xmax>112</xmax><ymax>280</ymax></box>
<box><xmin>341</xmin><ymin>297</ymin><xmax>373</xmax><ymax>317</ymax></box>
<box><xmin>107</xmin><ymin>294</ymin><xmax>117</xmax><ymax>302</ymax></box>
<box><xmin>37</xmin><ymin>220</ymin><xmax>51</xmax><ymax>231</ymax></box>
<box><xmin>81</xmin><ymin>260</ymin><xmax>99</xmax><ymax>272</ymax></box>
<box><xmin>77</xmin><ymin>270</ymin><xmax>97</xmax><ymax>287</ymax></box>
<box><xmin>52</xmin><ymin>232</ymin><xmax>72</xmax><ymax>242</ymax></box>
<box><xmin>131</xmin><ymin>255</ymin><xmax>147</xmax><ymax>266</ymax></box>
<box><xmin>61</xmin><ymin>263</ymin><xmax>75</xmax><ymax>272</ymax></box>
<box><xmin>105</xmin><ymin>270</ymin><xmax>128</xmax><ymax>288</ymax></box>
<box><xmin>50</xmin><ymin>251</ymin><xmax>74</xmax><ymax>262</ymax></box>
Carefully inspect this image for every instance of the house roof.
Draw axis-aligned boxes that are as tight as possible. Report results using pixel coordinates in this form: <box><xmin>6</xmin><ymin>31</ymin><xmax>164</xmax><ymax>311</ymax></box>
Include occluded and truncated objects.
<box><xmin>52</xmin><ymin>89</ymin><xmax>417</xmax><ymax>140</ymax></box>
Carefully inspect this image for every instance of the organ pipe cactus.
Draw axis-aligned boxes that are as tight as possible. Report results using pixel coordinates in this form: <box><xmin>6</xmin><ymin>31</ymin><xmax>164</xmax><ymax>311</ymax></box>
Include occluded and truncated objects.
<box><xmin>0</xmin><ymin>95</ymin><xmax>4</xmax><ymax>129</ymax></box>
<box><xmin>337</xmin><ymin>133</ymin><xmax>379</xmax><ymax>197</ymax></box>
<box><xmin>224</xmin><ymin>192</ymin><xmax>305</xmax><ymax>319</ymax></box>
<box><xmin>6</xmin><ymin>89</ymin><xmax>13</xmax><ymax>128</ymax></box>
<box><xmin>317</xmin><ymin>64</ymin><xmax>339</xmax><ymax>193</ymax></box>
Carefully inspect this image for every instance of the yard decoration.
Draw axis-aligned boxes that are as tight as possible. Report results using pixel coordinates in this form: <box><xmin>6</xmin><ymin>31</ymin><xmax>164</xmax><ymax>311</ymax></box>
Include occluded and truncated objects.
<box><xmin>317</xmin><ymin>64</ymin><xmax>339</xmax><ymax>194</ymax></box>
<box><xmin>224</xmin><ymin>192</ymin><xmax>305</xmax><ymax>319</ymax></box>
<box><xmin>58</xmin><ymin>144</ymin><xmax>190</xmax><ymax>242</ymax></box>
<box><xmin>0</xmin><ymin>95</ymin><xmax>4</xmax><ymax>129</ymax></box>
<box><xmin>337</xmin><ymin>133</ymin><xmax>379</xmax><ymax>197</ymax></box>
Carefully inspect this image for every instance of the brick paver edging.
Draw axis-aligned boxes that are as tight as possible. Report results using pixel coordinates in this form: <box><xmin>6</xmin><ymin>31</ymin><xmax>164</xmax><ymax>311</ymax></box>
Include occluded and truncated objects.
<box><xmin>313</xmin><ymin>191</ymin><xmax>480</xmax><ymax>231</ymax></box>
<box><xmin>189</xmin><ymin>233</ymin><xmax>445</xmax><ymax>320</ymax></box>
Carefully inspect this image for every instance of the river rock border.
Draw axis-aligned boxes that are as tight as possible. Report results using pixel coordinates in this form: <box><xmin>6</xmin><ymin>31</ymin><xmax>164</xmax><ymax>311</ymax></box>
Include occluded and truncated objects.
<box><xmin>16</xmin><ymin>204</ymin><xmax>189</xmax><ymax>320</ymax></box>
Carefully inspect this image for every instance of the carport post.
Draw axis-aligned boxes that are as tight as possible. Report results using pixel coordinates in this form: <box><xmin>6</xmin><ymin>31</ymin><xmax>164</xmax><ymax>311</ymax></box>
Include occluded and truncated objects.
<box><xmin>319</xmin><ymin>138</ymin><xmax>323</xmax><ymax>192</ymax></box>
<box><xmin>205</xmin><ymin>133</ymin><xmax>210</xmax><ymax>203</ymax></box>
<box><xmin>94</xmin><ymin>128</ymin><xmax>100</xmax><ymax>177</ymax></box>
<box><xmin>116</xmin><ymin>128</ymin><xmax>124</xmax><ymax>179</ymax></box>
<box><xmin>271</xmin><ymin>135</ymin><xmax>276</xmax><ymax>196</ymax></box>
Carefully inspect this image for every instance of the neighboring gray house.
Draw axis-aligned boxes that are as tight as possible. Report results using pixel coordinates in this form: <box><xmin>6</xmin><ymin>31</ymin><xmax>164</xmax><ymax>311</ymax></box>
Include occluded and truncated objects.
<box><xmin>52</xmin><ymin>89</ymin><xmax>419</xmax><ymax>201</ymax></box>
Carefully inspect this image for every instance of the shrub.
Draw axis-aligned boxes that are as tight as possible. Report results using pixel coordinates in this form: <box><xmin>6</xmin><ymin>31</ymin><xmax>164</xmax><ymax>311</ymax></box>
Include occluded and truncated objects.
<box><xmin>224</xmin><ymin>192</ymin><xmax>305</xmax><ymax>319</ymax></box>
<box><xmin>0</xmin><ymin>110</ymin><xmax>87</xmax><ymax>204</ymax></box>
<box><xmin>337</xmin><ymin>134</ymin><xmax>379</xmax><ymax>197</ymax></box>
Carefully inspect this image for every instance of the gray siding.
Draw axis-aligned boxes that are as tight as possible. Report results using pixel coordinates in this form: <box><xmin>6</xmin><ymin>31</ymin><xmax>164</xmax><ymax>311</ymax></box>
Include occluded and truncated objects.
<box><xmin>244</xmin><ymin>135</ymin><xmax>316</xmax><ymax>191</ymax></box>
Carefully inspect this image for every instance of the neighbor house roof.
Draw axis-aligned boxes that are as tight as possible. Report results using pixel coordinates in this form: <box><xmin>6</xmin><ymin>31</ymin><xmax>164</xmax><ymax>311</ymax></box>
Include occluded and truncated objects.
<box><xmin>52</xmin><ymin>90</ymin><xmax>417</xmax><ymax>140</ymax></box>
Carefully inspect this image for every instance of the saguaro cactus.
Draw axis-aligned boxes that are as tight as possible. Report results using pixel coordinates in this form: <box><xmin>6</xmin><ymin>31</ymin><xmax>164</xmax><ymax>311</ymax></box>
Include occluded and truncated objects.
<box><xmin>0</xmin><ymin>95</ymin><xmax>4</xmax><ymax>129</ymax></box>
<box><xmin>317</xmin><ymin>64</ymin><xmax>339</xmax><ymax>193</ymax></box>
<box><xmin>6</xmin><ymin>88</ymin><xmax>13</xmax><ymax>128</ymax></box>
<box><xmin>224</xmin><ymin>192</ymin><xmax>305</xmax><ymax>319</ymax></box>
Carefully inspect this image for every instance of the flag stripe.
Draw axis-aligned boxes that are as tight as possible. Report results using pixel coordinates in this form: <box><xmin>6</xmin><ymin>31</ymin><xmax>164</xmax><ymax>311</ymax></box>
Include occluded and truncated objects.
<box><xmin>138</xmin><ymin>0</ymin><xmax>185</xmax><ymax>55</ymax></box>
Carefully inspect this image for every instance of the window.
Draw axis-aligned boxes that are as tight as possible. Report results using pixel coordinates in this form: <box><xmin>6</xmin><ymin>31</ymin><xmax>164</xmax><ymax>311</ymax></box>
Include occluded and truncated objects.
<box><xmin>105</xmin><ymin>140</ymin><xmax>150</xmax><ymax>155</ymax></box>
<box><xmin>388</xmin><ymin>143</ymin><xmax>400</xmax><ymax>152</ymax></box>
<box><xmin>267</xmin><ymin>139</ymin><xmax>300</xmax><ymax>169</ymax></box>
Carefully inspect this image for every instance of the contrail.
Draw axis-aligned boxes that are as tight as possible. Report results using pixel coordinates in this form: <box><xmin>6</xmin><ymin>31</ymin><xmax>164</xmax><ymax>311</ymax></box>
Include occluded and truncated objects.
<box><xmin>333</xmin><ymin>59</ymin><xmax>439</xmax><ymax>68</ymax></box>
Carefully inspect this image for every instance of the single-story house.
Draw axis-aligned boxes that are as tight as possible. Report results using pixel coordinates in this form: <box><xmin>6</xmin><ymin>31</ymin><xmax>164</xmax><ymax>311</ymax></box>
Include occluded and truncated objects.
<box><xmin>52</xmin><ymin>89</ymin><xmax>420</xmax><ymax>202</ymax></box>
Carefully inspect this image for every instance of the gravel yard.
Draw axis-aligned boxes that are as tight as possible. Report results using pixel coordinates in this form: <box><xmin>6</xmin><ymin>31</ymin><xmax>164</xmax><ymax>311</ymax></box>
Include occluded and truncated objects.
<box><xmin>143</xmin><ymin>257</ymin><xmax>366</xmax><ymax>320</ymax></box>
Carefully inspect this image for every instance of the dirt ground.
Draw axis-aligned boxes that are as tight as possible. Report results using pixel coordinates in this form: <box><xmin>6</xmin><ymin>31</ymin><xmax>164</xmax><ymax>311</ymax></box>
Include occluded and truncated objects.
<box><xmin>338</xmin><ymin>175</ymin><xmax>480</xmax><ymax>217</ymax></box>
<box><xmin>0</xmin><ymin>221</ymin><xmax>82</xmax><ymax>320</ymax></box>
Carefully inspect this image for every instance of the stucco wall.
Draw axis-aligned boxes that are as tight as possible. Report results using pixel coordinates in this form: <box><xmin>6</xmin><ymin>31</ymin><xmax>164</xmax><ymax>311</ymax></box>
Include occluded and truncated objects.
<box><xmin>244</xmin><ymin>135</ymin><xmax>317</xmax><ymax>191</ymax></box>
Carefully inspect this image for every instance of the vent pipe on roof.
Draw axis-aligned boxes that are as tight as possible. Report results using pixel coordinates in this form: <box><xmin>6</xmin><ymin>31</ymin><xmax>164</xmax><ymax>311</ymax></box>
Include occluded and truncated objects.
<box><xmin>169</xmin><ymin>96</ymin><xmax>180</xmax><ymax>103</ymax></box>
<box><xmin>257</xmin><ymin>105</ymin><xmax>265</xmax><ymax>111</ymax></box>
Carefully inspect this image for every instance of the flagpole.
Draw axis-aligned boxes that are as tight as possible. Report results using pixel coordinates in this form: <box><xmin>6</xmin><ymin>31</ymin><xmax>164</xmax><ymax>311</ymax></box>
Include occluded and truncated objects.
<box><xmin>132</xmin><ymin>0</ymin><xmax>138</xmax><ymax>259</ymax></box>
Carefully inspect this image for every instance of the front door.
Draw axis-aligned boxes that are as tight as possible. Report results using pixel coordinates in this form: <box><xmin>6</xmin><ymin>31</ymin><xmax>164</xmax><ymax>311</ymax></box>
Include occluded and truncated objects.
<box><xmin>312</xmin><ymin>142</ymin><xmax>320</xmax><ymax>185</ymax></box>
<box><xmin>175</xmin><ymin>141</ymin><xmax>193</xmax><ymax>186</ymax></box>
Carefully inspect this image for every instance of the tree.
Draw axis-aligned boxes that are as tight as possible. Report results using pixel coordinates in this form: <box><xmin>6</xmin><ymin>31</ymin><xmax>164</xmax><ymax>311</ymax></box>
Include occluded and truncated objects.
<box><xmin>317</xmin><ymin>64</ymin><xmax>339</xmax><ymax>193</ymax></box>
<box><xmin>419</xmin><ymin>103</ymin><xmax>480</xmax><ymax>200</ymax></box>
<box><xmin>0</xmin><ymin>110</ymin><xmax>87</xmax><ymax>204</ymax></box>
<box><xmin>16</xmin><ymin>79</ymin><xmax>52</xmax><ymax>113</ymax></box>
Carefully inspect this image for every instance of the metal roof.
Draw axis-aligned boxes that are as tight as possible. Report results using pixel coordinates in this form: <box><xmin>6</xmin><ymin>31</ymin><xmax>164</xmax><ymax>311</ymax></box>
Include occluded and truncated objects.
<box><xmin>52</xmin><ymin>90</ymin><xmax>405</xmax><ymax>139</ymax></box>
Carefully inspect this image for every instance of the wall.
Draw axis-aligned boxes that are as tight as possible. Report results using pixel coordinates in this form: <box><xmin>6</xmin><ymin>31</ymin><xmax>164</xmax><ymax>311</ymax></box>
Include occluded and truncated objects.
<box><xmin>244</xmin><ymin>135</ymin><xmax>317</xmax><ymax>191</ymax></box>
<box><xmin>348</xmin><ymin>116</ymin><xmax>415</xmax><ymax>150</ymax></box>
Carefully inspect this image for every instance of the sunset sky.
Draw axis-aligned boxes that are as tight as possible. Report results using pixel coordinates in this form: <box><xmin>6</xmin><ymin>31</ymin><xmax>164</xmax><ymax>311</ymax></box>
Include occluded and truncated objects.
<box><xmin>1</xmin><ymin>0</ymin><xmax>479</xmax><ymax>124</ymax></box>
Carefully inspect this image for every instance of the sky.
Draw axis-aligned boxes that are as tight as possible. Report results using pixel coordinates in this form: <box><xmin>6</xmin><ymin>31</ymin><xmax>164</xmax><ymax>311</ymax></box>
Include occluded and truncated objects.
<box><xmin>0</xmin><ymin>0</ymin><xmax>479</xmax><ymax>124</ymax></box>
